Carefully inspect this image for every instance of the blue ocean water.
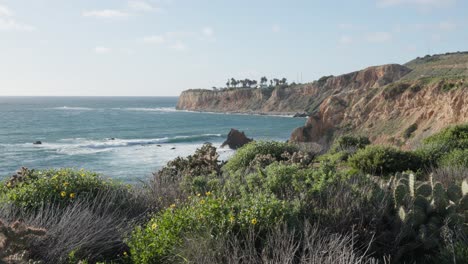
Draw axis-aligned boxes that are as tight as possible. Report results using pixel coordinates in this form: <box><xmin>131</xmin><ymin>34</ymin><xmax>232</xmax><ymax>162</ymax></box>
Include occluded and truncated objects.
<box><xmin>0</xmin><ymin>97</ymin><xmax>305</xmax><ymax>183</ymax></box>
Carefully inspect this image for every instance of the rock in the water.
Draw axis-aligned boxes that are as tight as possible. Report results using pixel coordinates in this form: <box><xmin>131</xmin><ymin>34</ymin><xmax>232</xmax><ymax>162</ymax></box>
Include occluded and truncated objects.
<box><xmin>33</xmin><ymin>141</ymin><xmax>42</xmax><ymax>145</ymax></box>
<box><xmin>171</xmin><ymin>147</ymin><xmax>176</xmax><ymax>150</ymax></box>
<box><xmin>221</xmin><ymin>129</ymin><xmax>253</xmax><ymax>149</ymax></box>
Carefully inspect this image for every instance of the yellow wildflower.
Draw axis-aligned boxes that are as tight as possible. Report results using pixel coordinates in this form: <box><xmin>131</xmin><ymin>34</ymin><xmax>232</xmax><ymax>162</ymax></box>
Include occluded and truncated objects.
<box><xmin>170</xmin><ymin>204</ymin><xmax>176</xmax><ymax>209</ymax></box>
<box><xmin>123</xmin><ymin>251</ymin><xmax>128</xmax><ymax>257</ymax></box>
<box><xmin>251</xmin><ymin>218</ymin><xmax>258</xmax><ymax>225</ymax></box>
<box><xmin>196</xmin><ymin>193</ymin><xmax>201</xmax><ymax>197</ymax></box>
<box><xmin>70</xmin><ymin>193</ymin><xmax>76</xmax><ymax>199</ymax></box>
<box><xmin>60</xmin><ymin>191</ymin><xmax>67</xmax><ymax>198</ymax></box>
<box><xmin>200</xmin><ymin>199</ymin><xmax>205</xmax><ymax>205</ymax></box>
<box><xmin>229</xmin><ymin>216</ymin><xmax>235</xmax><ymax>223</ymax></box>
<box><xmin>205</xmin><ymin>191</ymin><xmax>212</xmax><ymax>196</ymax></box>
<box><xmin>63</xmin><ymin>182</ymin><xmax>69</xmax><ymax>187</ymax></box>
<box><xmin>151</xmin><ymin>223</ymin><xmax>158</xmax><ymax>230</ymax></box>
<box><xmin>6</xmin><ymin>182</ymin><xmax>11</xmax><ymax>188</ymax></box>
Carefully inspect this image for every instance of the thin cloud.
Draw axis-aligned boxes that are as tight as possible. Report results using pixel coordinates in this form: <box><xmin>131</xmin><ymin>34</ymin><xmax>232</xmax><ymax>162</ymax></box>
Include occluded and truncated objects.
<box><xmin>128</xmin><ymin>1</ymin><xmax>160</xmax><ymax>12</ymax></box>
<box><xmin>0</xmin><ymin>18</ymin><xmax>35</xmax><ymax>31</ymax></box>
<box><xmin>170</xmin><ymin>41</ymin><xmax>187</xmax><ymax>51</ymax></box>
<box><xmin>0</xmin><ymin>5</ymin><xmax>35</xmax><ymax>32</ymax></box>
<box><xmin>143</xmin><ymin>35</ymin><xmax>166</xmax><ymax>44</ymax></box>
<box><xmin>83</xmin><ymin>10</ymin><xmax>130</xmax><ymax>18</ymax></box>
<box><xmin>339</xmin><ymin>35</ymin><xmax>353</xmax><ymax>45</ymax></box>
<box><xmin>95</xmin><ymin>46</ymin><xmax>112</xmax><ymax>54</ymax></box>
<box><xmin>438</xmin><ymin>21</ymin><xmax>456</xmax><ymax>31</ymax></box>
<box><xmin>377</xmin><ymin>0</ymin><xmax>456</xmax><ymax>8</ymax></box>
<box><xmin>365</xmin><ymin>32</ymin><xmax>392</xmax><ymax>43</ymax></box>
<box><xmin>202</xmin><ymin>27</ymin><xmax>214</xmax><ymax>38</ymax></box>
<box><xmin>0</xmin><ymin>5</ymin><xmax>12</xmax><ymax>17</ymax></box>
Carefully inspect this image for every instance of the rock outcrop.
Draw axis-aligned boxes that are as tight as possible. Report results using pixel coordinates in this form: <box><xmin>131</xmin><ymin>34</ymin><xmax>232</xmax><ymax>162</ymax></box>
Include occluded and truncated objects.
<box><xmin>221</xmin><ymin>129</ymin><xmax>253</xmax><ymax>149</ymax></box>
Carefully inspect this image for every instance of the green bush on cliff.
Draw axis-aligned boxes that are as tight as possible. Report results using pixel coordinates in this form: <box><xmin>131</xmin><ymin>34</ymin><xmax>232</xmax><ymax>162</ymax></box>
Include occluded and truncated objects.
<box><xmin>416</xmin><ymin>124</ymin><xmax>468</xmax><ymax>167</ymax></box>
<box><xmin>349</xmin><ymin>145</ymin><xmax>422</xmax><ymax>175</ymax></box>
<box><xmin>422</xmin><ymin>123</ymin><xmax>468</xmax><ymax>150</ymax></box>
<box><xmin>440</xmin><ymin>149</ymin><xmax>468</xmax><ymax>168</ymax></box>
<box><xmin>330</xmin><ymin>135</ymin><xmax>371</xmax><ymax>153</ymax></box>
<box><xmin>224</xmin><ymin>141</ymin><xmax>297</xmax><ymax>174</ymax></box>
<box><xmin>0</xmin><ymin>168</ymin><xmax>117</xmax><ymax>209</ymax></box>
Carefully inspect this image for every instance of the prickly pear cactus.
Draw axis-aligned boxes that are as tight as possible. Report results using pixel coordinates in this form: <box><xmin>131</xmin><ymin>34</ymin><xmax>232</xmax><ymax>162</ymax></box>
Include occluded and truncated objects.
<box><xmin>391</xmin><ymin>173</ymin><xmax>468</xmax><ymax>261</ymax></box>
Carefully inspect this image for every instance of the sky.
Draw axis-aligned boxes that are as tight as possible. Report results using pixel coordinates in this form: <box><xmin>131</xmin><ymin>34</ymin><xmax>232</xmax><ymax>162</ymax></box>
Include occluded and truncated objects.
<box><xmin>0</xmin><ymin>0</ymin><xmax>467</xmax><ymax>96</ymax></box>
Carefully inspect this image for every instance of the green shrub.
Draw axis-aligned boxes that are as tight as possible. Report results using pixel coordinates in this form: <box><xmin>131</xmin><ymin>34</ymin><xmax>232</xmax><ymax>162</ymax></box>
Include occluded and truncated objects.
<box><xmin>224</xmin><ymin>141</ymin><xmax>297</xmax><ymax>174</ymax></box>
<box><xmin>416</xmin><ymin>124</ymin><xmax>468</xmax><ymax>167</ymax></box>
<box><xmin>440</xmin><ymin>149</ymin><xmax>468</xmax><ymax>168</ymax></box>
<box><xmin>128</xmin><ymin>193</ymin><xmax>292</xmax><ymax>264</ymax></box>
<box><xmin>0</xmin><ymin>168</ymin><xmax>116</xmax><ymax>209</ymax></box>
<box><xmin>349</xmin><ymin>145</ymin><xmax>422</xmax><ymax>175</ymax></box>
<box><xmin>383</xmin><ymin>82</ymin><xmax>411</xmax><ymax>99</ymax></box>
<box><xmin>155</xmin><ymin>143</ymin><xmax>222</xmax><ymax>195</ymax></box>
<box><xmin>331</xmin><ymin>135</ymin><xmax>371</xmax><ymax>153</ymax></box>
<box><xmin>423</xmin><ymin>124</ymin><xmax>468</xmax><ymax>150</ymax></box>
<box><xmin>243</xmin><ymin>162</ymin><xmax>343</xmax><ymax>200</ymax></box>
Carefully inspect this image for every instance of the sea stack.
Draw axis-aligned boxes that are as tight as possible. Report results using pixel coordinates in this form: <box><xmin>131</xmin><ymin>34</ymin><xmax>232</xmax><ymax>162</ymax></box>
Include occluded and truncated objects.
<box><xmin>221</xmin><ymin>129</ymin><xmax>253</xmax><ymax>149</ymax></box>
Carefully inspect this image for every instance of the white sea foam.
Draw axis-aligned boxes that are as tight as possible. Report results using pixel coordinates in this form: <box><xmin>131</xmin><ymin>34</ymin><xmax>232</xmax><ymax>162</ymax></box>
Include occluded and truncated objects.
<box><xmin>1</xmin><ymin>134</ymin><xmax>224</xmax><ymax>156</ymax></box>
<box><xmin>121</xmin><ymin>107</ymin><xmax>178</xmax><ymax>112</ymax></box>
<box><xmin>52</xmin><ymin>106</ymin><xmax>95</xmax><ymax>111</ymax></box>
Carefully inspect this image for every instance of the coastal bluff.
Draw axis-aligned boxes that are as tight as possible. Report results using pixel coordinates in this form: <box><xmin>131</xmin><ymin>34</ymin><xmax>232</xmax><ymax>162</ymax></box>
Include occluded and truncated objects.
<box><xmin>177</xmin><ymin>52</ymin><xmax>468</xmax><ymax>147</ymax></box>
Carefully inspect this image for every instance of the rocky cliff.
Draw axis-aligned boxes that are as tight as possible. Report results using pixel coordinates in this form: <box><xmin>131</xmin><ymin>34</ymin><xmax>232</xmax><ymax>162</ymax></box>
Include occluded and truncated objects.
<box><xmin>177</xmin><ymin>52</ymin><xmax>468</xmax><ymax>147</ymax></box>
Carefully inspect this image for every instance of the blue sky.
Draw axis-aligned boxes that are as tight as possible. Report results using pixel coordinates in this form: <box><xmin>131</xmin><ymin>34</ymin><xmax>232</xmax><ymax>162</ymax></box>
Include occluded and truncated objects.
<box><xmin>0</xmin><ymin>0</ymin><xmax>466</xmax><ymax>96</ymax></box>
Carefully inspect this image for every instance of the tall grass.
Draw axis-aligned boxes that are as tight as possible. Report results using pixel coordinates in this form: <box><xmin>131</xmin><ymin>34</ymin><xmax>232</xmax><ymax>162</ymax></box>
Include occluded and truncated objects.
<box><xmin>0</xmin><ymin>188</ymin><xmax>147</xmax><ymax>263</ymax></box>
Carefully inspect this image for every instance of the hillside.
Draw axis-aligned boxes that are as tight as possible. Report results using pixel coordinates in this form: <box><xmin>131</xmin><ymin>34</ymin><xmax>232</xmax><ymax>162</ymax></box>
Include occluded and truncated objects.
<box><xmin>177</xmin><ymin>52</ymin><xmax>468</xmax><ymax>147</ymax></box>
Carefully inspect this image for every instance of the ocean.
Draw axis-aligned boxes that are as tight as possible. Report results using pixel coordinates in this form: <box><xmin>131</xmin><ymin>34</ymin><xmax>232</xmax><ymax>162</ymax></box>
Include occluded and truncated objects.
<box><xmin>0</xmin><ymin>97</ymin><xmax>305</xmax><ymax>183</ymax></box>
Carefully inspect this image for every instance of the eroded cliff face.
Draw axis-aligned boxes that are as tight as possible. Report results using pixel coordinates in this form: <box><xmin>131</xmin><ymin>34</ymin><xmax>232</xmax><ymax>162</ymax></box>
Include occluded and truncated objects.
<box><xmin>177</xmin><ymin>53</ymin><xmax>468</xmax><ymax>147</ymax></box>
<box><xmin>176</xmin><ymin>64</ymin><xmax>410</xmax><ymax>115</ymax></box>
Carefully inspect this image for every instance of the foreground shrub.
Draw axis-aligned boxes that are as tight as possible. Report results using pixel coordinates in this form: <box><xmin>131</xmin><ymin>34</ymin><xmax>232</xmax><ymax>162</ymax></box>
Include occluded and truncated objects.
<box><xmin>349</xmin><ymin>145</ymin><xmax>422</xmax><ymax>175</ymax></box>
<box><xmin>128</xmin><ymin>193</ymin><xmax>292</xmax><ymax>264</ymax></box>
<box><xmin>154</xmin><ymin>143</ymin><xmax>222</xmax><ymax>196</ymax></box>
<box><xmin>174</xmin><ymin>222</ymin><xmax>380</xmax><ymax>264</ymax></box>
<box><xmin>0</xmin><ymin>188</ymin><xmax>141</xmax><ymax>263</ymax></box>
<box><xmin>440</xmin><ymin>149</ymin><xmax>468</xmax><ymax>168</ymax></box>
<box><xmin>0</xmin><ymin>168</ymin><xmax>116</xmax><ymax>210</ymax></box>
<box><xmin>224</xmin><ymin>141</ymin><xmax>297</xmax><ymax>174</ymax></box>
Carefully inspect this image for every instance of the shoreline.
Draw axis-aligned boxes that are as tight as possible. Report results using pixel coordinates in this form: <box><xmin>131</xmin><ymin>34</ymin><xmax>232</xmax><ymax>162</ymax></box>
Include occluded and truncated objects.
<box><xmin>176</xmin><ymin>108</ymin><xmax>304</xmax><ymax>118</ymax></box>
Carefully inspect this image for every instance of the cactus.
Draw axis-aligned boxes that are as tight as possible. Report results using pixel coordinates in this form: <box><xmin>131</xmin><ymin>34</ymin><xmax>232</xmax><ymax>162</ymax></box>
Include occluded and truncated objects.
<box><xmin>398</xmin><ymin>206</ymin><xmax>407</xmax><ymax>222</ymax></box>
<box><xmin>460</xmin><ymin>195</ymin><xmax>468</xmax><ymax>211</ymax></box>
<box><xmin>432</xmin><ymin>182</ymin><xmax>448</xmax><ymax>212</ymax></box>
<box><xmin>462</xmin><ymin>179</ymin><xmax>468</xmax><ymax>196</ymax></box>
<box><xmin>447</xmin><ymin>183</ymin><xmax>462</xmax><ymax>202</ymax></box>
<box><xmin>391</xmin><ymin>172</ymin><xmax>468</xmax><ymax>261</ymax></box>
<box><xmin>416</xmin><ymin>183</ymin><xmax>432</xmax><ymax>197</ymax></box>
<box><xmin>408</xmin><ymin>174</ymin><xmax>415</xmax><ymax>197</ymax></box>
<box><xmin>394</xmin><ymin>183</ymin><xmax>409</xmax><ymax>207</ymax></box>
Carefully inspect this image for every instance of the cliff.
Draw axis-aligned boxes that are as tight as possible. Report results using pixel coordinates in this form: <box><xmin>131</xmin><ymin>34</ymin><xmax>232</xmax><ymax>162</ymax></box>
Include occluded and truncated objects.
<box><xmin>177</xmin><ymin>52</ymin><xmax>468</xmax><ymax>147</ymax></box>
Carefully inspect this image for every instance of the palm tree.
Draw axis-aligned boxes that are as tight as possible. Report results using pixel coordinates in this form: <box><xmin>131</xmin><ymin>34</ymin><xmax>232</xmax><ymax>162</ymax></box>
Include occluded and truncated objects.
<box><xmin>231</xmin><ymin>78</ymin><xmax>237</xmax><ymax>88</ymax></box>
<box><xmin>261</xmin><ymin>76</ymin><xmax>268</xmax><ymax>85</ymax></box>
<box><xmin>273</xmin><ymin>78</ymin><xmax>280</xmax><ymax>86</ymax></box>
<box><xmin>226</xmin><ymin>79</ymin><xmax>230</xmax><ymax>88</ymax></box>
<box><xmin>251</xmin><ymin>80</ymin><xmax>258</xmax><ymax>87</ymax></box>
<box><xmin>281</xmin><ymin>77</ymin><xmax>287</xmax><ymax>85</ymax></box>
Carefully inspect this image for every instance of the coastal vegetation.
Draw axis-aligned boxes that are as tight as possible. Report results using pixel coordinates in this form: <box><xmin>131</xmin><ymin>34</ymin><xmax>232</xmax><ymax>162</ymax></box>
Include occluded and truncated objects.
<box><xmin>0</xmin><ymin>123</ymin><xmax>467</xmax><ymax>263</ymax></box>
